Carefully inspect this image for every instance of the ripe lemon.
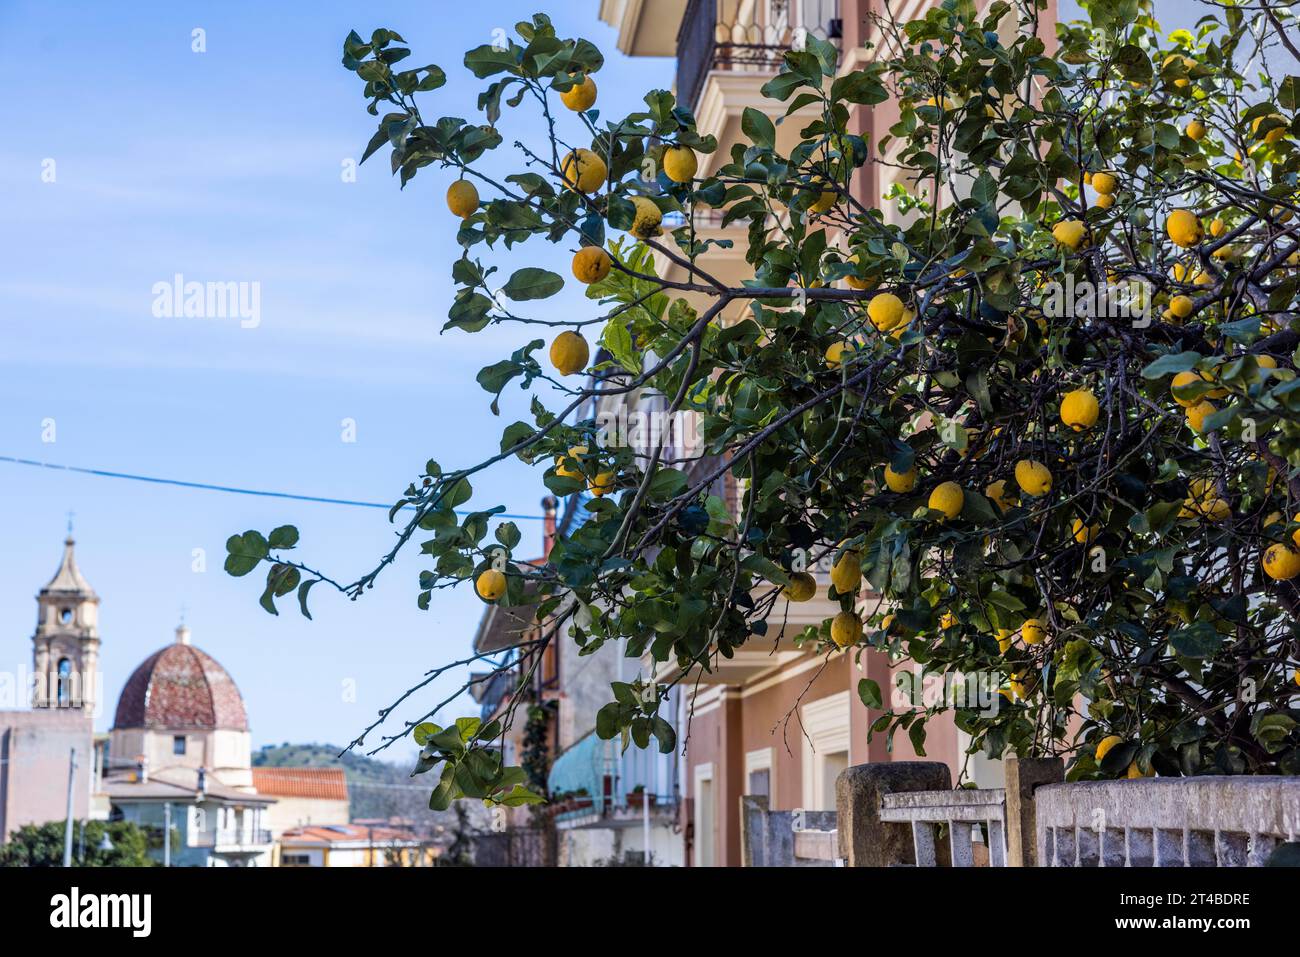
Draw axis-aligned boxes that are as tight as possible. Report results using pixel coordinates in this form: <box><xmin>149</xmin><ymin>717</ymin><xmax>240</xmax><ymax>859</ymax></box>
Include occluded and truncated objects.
<box><xmin>1094</xmin><ymin>734</ymin><xmax>1123</xmax><ymax>762</ymax></box>
<box><xmin>825</xmin><ymin>341</ymin><xmax>850</xmax><ymax>368</ymax></box>
<box><xmin>844</xmin><ymin>253</ymin><xmax>876</xmax><ymax>290</ymax></box>
<box><xmin>561</xmin><ymin>148</ymin><xmax>607</xmax><ymax>193</ymax></box>
<box><xmin>1060</xmin><ymin>388</ymin><xmax>1099</xmax><ymax>431</ymax></box>
<box><xmin>830</xmin><ymin>551</ymin><xmax>861</xmax><ymax>594</ymax></box>
<box><xmin>1052</xmin><ymin>219</ymin><xmax>1087</xmax><ymax>251</ymax></box>
<box><xmin>630</xmin><ymin>196</ymin><xmax>663</xmax><ymax>239</ymax></box>
<box><xmin>808</xmin><ymin>178</ymin><xmax>837</xmax><ymax>213</ymax></box>
<box><xmin>588</xmin><ymin>471</ymin><xmax>616</xmax><ymax>497</ymax></box>
<box><xmin>1166</xmin><ymin>209</ymin><xmax>1203</xmax><ymax>248</ymax></box>
<box><xmin>572</xmin><ymin>246</ymin><xmax>612</xmax><ymax>284</ymax></box>
<box><xmin>939</xmin><ymin>611</ymin><xmax>958</xmax><ymax>630</ymax></box>
<box><xmin>1020</xmin><ymin>618</ymin><xmax>1046</xmax><ymax>645</ymax></box>
<box><xmin>1095</xmin><ymin>193</ymin><xmax>1115</xmax><ymax>210</ymax></box>
<box><xmin>550</xmin><ymin>331</ymin><xmax>590</xmax><ymax>376</ymax></box>
<box><xmin>554</xmin><ymin>446</ymin><xmax>587</xmax><ymax>480</ymax></box>
<box><xmin>475</xmin><ymin>569</ymin><xmax>507</xmax><ymax>601</ymax></box>
<box><xmin>867</xmin><ymin>293</ymin><xmax>906</xmax><ymax>332</ymax></box>
<box><xmin>1209</xmin><ymin>218</ymin><xmax>1226</xmax><ymax>238</ymax></box>
<box><xmin>1263</xmin><ymin>543</ymin><xmax>1300</xmax><ymax>580</ymax></box>
<box><xmin>1014</xmin><ymin>459</ymin><xmax>1052</xmax><ymax>497</ymax></box>
<box><xmin>1008</xmin><ymin>673</ymin><xmax>1030</xmax><ymax>701</ymax></box>
<box><xmin>1185</xmin><ymin>119</ymin><xmax>1206</xmax><ymax>141</ymax></box>
<box><xmin>446</xmin><ymin>180</ymin><xmax>480</xmax><ymax>218</ymax></box>
<box><xmin>929</xmin><ymin>481</ymin><xmax>964</xmax><ymax>520</ymax></box>
<box><xmin>995</xmin><ymin>628</ymin><xmax>1014</xmax><ymax>653</ymax></box>
<box><xmin>663</xmin><ymin>145</ymin><xmax>698</xmax><ymax>183</ymax></box>
<box><xmin>880</xmin><ymin>614</ymin><xmax>896</xmax><ymax>633</ymax></box>
<box><xmin>1169</xmin><ymin>295</ymin><xmax>1193</xmax><ymax>319</ymax></box>
<box><xmin>830</xmin><ymin>611</ymin><xmax>862</xmax><ymax>649</ymax></box>
<box><xmin>1252</xmin><ymin>114</ymin><xmax>1287</xmax><ymax>145</ymax></box>
<box><xmin>1170</xmin><ymin>370</ymin><xmax>1203</xmax><ymax>407</ymax></box>
<box><xmin>986</xmin><ymin>479</ymin><xmax>1016</xmax><ymax>513</ymax></box>
<box><xmin>1185</xmin><ymin>399</ymin><xmax>1216</xmax><ymax>434</ymax></box>
<box><xmin>782</xmin><ymin>571</ymin><xmax>817</xmax><ymax>602</ymax></box>
<box><xmin>560</xmin><ymin>75</ymin><xmax>597</xmax><ymax>112</ymax></box>
<box><xmin>884</xmin><ymin>463</ymin><xmax>917</xmax><ymax>493</ymax></box>
<box><xmin>1127</xmin><ymin>761</ymin><xmax>1153</xmax><ymax>779</ymax></box>
<box><xmin>1072</xmin><ymin>518</ymin><xmax>1101</xmax><ymax>544</ymax></box>
<box><xmin>1091</xmin><ymin>171</ymin><xmax>1117</xmax><ymax>195</ymax></box>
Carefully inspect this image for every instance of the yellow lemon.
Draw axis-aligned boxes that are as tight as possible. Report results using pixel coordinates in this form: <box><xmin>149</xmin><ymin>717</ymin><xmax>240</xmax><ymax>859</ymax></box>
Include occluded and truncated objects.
<box><xmin>554</xmin><ymin>446</ymin><xmax>587</xmax><ymax>480</ymax></box>
<box><xmin>1072</xmin><ymin>518</ymin><xmax>1101</xmax><ymax>544</ymax></box>
<box><xmin>559</xmin><ymin>75</ymin><xmax>597</xmax><ymax>111</ymax></box>
<box><xmin>663</xmin><ymin>145</ymin><xmax>698</xmax><ymax>183</ymax></box>
<box><xmin>867</xmin><ymin>293</ymin><xmax>907</xmax><ymax>332</ymax></box>
<box><xmin>986</xmin><ymin>479</ymin><xmax>1016</xmax><ymax>513</ymax></box>
<box><xmin>1095</xmin><ymin>193</ymin><xmax>1115</xmax><ymax>210</ymax></box>
<box><xmin>1263</xmin><ymin>543</ymin><xmax>1300</xmax><ymax>581</ymax></box>
<box><xmin>1091</xmin><ymin>171</ymin><xmax>1117</xmax><ymax>195</ymax></box>
<box><xmin>1052</xmin><ymin>219</ymin><xmax>1087</xmax><ymax>251</ymax></box>
<box><xmin>1185</xmin><ymin>399</ymin><xmax>1216</xmax><ymax>434</ymax></box>
<box><xmin>782</xmin><ymin>571</ymin><xmax>817</xmax><ymax>602</ymax></box>
<box><xmin>1094</xmin><ymin>734</ymin><xmax>1123</xmax><ymax>763</ymax></box>
<box><xmin>1020</xmin><ymin>618</ymin><xmax>1046</xmax><ymax>645</ymax></box>
<box><xmin>550</xmin><ymin>331</ymin><xmax>590</xmax><ymax>376</ymax></box>
<box><xmin>1170</xmin><ymin>370</ymin><xmax>1203</xmax><ymax>407</ymax></box>
<box><xmin>561</xmin><ymin>148</ymin><xmax>607</xmax><ymax>193</ymax></box>
<box><xmin>446</xmin><ymin>179</ymin><xmax>480</xmax><ymax>218</ymax></box>
<box><xmin>588</xmin><ymin>471</ymin><xmax>616</xmax><ymax>497</ymax></box>
<box><xmin>1166</xmin><ymin>209</ymin><xmax>1203</xmax><ymax>248</ymax></box>
<box><xmin>1169</xmin><ymin>295</ymin><xmax>1194</xmax><ymax>319</ymax></box>
<box><xmin>884</xmin><ymin>463</ymin><xmax>917</xmax><ymax>493</ymax></box>
<box><xmin>830</xmin><ymin>551</ymin><xmax>861</xmax><ymax>594</ymax></box>
<box><xmin>939</xmin><ymin>611</ymin><xmax>958</xmax><ymax>630</ymax></box>
<box><xmin>1127</xmin><ymin>761</ymin><xmax>1153</xmax><ymax>779</ymax></box>
<box><xmin>1008</xmin><ymin>673</ymin><xmax>1030</xmax><ymax>701</ymax></box>
<box><xmin>929</xmin><ymin>481</ymin><xmax>965</xmax><ymax>520</ymax></box>
<box><xmin>844</xmin><ymin>253</ymin><xmax>876</xmax><ymax>290</ymax></box>
<box><xmin>572</xmin><ymin>246</ymin><xmax>612</xmax><ymax>284</ymax></box>
<box><xmin>831</xmin><ymin>611</ymin><xmax>863</xmax><ymax>648</ymax></box>
<box><xmin>1185</xmin><ymin>119</ymin><xmax>1206</xmax><ymax>141</ymax></box>
<box><xmin>1252</xmin><ymin>114</ymin><xmax>1287</xmax><ymax>145</ymax></box>
<box><xmin>995</xmin><ymin>629</ymin><xmax>1014</xmax><ymax>653</ymax></box>
<box><xmin>1014</xmin><ymin>459</ymin><xmax>1052</xmax><ymax>497</ymax></box>
<box><xmin>825</xmin><ymin>341</ymin><xmax>850</xmax><ymax>369</ymax></box>
<box><xmin>1060</xmin><ymin>388</ymin><xmax>1099</xmax><ymax>431</ymax></box>
<box><xmin>475</xmin><ymin>569</ymin><xmax>507</xmax><ymax>601</ymax></box>
<box><xmin>1209</xmin><ymin>218</ymin><xmax>1226</xmax><ymax>238</ymax></box>
<box><xmin>630</xmin><ymin>196</ymin><xmax>663</xmax><ymax>239</ymax></box>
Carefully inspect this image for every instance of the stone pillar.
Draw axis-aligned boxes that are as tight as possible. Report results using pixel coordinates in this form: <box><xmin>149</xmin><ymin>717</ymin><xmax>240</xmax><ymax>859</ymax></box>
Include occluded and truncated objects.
<box><xmin>836</xmin><ymin>761</ymin><xmax>951</xmax><ymax>867</ymax></box>
<box><xmin>1004</xmin><ymin>755</ymin><xmax>1064</xmax><ymax>867</ymax></box>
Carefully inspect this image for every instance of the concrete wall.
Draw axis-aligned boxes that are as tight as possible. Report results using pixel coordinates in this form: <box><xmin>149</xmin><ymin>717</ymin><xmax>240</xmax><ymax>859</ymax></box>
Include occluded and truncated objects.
<box><xmin>108</xmin><ymin>727</ymin><xmax>253</xmax><ymax>790</ymax></box>
<box><xmin>263</xmin><ymin>795</ymin><xmax>350</xmax><ymax>837</ymax></box>
<box><xmin>0</xmin><ymin>710</ymin><xmax>94</xmax><ymax>840</ymax></box>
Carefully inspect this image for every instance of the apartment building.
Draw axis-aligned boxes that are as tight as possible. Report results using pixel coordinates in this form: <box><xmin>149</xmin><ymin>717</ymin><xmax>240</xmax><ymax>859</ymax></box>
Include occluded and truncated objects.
<box><xmin>596</xmin><ymin>0</ymin><xmax>1056</xmax><ymax>864</ymax></box>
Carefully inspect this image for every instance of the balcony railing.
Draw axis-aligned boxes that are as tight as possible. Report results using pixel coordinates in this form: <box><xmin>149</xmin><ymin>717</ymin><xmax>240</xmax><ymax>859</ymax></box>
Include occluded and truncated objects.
<box><xmin>193</xmin><ymin>827</ymin><xmax>272</xmax><ymax>848</ymax></box>
<box><xmin>547</xmin><ymin>729</ymin><xmax>680</xmax><ymax>826</ymax></box>
<box><xmin>676</xmin><ymin>0</ymin><xmax>843</xmax><ymax>110</ymax></box>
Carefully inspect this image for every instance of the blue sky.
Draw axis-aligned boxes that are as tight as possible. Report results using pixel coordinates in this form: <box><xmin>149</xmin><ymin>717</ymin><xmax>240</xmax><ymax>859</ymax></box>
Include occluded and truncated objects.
<box><xmin>0</xmin><ymin>1</ymin><xmax>671</xmax><ymax>761</ymax></box>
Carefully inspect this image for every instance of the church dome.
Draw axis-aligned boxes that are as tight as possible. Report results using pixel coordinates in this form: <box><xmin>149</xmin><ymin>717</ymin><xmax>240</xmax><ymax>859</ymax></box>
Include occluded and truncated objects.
<box><xmin>112</xmin><ymin>626</ymin><xmax>248</xmax><ymax>732</ymax></box>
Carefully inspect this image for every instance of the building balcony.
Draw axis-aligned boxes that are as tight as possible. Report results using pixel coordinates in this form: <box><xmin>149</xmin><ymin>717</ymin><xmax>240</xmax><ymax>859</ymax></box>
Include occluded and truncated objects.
<box><xmin>192</xmin><ymin>827</ymin><xmax>272</xmax><ymax>849</ymax></box>
<box><xmin>547</xmin><ymin>730</ymin><xmax>680</xmax><ymax>830</ymax></box>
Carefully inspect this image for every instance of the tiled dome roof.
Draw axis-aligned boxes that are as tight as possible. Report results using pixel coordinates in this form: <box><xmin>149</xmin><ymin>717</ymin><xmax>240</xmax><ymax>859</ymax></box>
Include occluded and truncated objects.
<box><xmin>112</xmin><ymin>627</ymin><xmax>248</xmax><ymax>731</ymax></box>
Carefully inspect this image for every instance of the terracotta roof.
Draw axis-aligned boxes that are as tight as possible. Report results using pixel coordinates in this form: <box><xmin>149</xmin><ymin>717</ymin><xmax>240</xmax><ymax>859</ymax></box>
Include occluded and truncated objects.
<box><xmin>113</xmin><ymin>637</ymin><xmax>248</xmax><ymax>731</ymax></box>
<box><xmin>280</xmin><ymin>823</ymin><xmax>420</xmax><ymax>846</ymax></box>
<box><xmin>102</xmin><ymin>769</ymin><xmax>274</xmax><ymax>804</ymax></box>
<box><xmin>252</xmin><ymin>767</ymin><xmax>348</xmax><ymax>801</ymax></box>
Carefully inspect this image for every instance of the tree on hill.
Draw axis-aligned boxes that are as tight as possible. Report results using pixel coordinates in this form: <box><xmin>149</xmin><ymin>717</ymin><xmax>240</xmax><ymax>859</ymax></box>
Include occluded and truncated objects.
<box><xmin>227</xmin><ymin>0</ymin><xmax>1300</xmax><ymax>807</ymax></box>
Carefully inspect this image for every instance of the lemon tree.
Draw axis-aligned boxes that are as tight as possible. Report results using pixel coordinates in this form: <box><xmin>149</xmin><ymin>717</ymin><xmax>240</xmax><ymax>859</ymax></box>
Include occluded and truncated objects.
<box><xmin>227</xmin><ymin>3</ymin><xmax>1300</xmax><ymax>806</ymax></box>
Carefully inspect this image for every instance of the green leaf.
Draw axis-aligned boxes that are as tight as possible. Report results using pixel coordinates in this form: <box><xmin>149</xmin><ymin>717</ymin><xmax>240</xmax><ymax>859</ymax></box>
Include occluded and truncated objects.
<box><xmin>224</xmin><ymin>531</ymin><xmax>268</xmax><ymax>577</ymax></box>
<box><xmin>1168</xmin><ymin>621</ymin><xmax>1222</xmax><ymax>658</ymax></box>
<box><xmin>741</xmin><ymin>107</ymin><xmax>776</xmax><ymax>150</ymax></box>
<box><xmin>502</xmin><ymin>267</ymin><xmax>564</xmax><ymax>301</ymax></box>
<box><xmin>1141</xmin><ymin>351</ymin><xmax>1201</xmax><ymax>379</ymax></box>
<box><xmin>858</xmin><ymin>678</ymin><xmax>883</xmax><ymax>709</ymax></box>
<box><xmin>646</xmin><ymin>468</ymin><xmax>688</xmax><ymax>501</ymax></box>
<box><xmin>268</xmin><ymin>525</ymin><xmax>299</xmax><ymax>549</ymax></box>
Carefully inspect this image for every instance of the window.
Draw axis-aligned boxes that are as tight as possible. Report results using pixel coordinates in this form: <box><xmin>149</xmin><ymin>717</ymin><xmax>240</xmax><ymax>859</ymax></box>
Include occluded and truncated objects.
<box><xmin>692</xmin><ymin>763</ymin><xmax>715</xmax><ymax>867</ymax></box>
<box><xmin>745</xmin><ymin>747</ymin><xmax>775</xmax><ymax>803</ymax></box>
<box><xmin>56</xmin><ymin>658</ymin><xmax>72</xmax><ymax>707</ymax></box>
<box><xmin>800</xmin><ymin>691</ymin><xmax>851</xmax><ymax>811</ymax></box>
<box><xmin>59</xmin><ymin>607</ymin><xmax>73</xmax><ymax>624</ymax></box>
<box><xmin>172</xmin><ymin>735</ymin><xmax>187</xmax><ymax>755</ymax></box>
<box><xmin>282</xmin><ymin>853</ymin><xmax>312</xmax><ymax>867</ymax></box>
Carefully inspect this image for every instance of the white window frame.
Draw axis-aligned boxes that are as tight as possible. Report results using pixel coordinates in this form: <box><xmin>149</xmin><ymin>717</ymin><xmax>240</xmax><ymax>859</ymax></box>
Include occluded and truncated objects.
<box><xmin>692</xmin><ymin>762</ymin><xmax>715</xmax><ymax>868</ymax></box>
<box><xmin>800</xmin><ymin>691</ymin><xmax>851</xmax><ymax>811</ymax></box>
<box><xmin>744</xmin><ymin>746</ymin><xmax>775</xmax><ymax>806</ymax></box>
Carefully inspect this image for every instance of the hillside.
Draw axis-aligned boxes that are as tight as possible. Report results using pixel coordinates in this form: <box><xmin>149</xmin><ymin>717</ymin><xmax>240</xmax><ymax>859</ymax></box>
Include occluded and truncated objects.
<box><xmin>253</xmin><ymin>742</ymin><xmax>432</xmax><ymax>822</ymax></box>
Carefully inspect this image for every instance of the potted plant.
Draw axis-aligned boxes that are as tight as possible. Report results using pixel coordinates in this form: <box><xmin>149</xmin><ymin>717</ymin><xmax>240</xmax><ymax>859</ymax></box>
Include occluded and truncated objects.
<box><xmin>626</xmin><ymin>785</ymin><xmax>655</xmax><ymax>810</ymax></box>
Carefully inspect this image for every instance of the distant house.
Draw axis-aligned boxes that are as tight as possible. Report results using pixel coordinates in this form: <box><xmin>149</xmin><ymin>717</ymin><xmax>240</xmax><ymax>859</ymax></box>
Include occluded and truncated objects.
<box><xmin>251</xmin><ymin>766</ymin><xmax>350</xmax><ymax>863</ymax></box>
<box><xmin>277</xmin><ymin>822</ymin><xmax>437</xmax><ymax>867</ymax></box>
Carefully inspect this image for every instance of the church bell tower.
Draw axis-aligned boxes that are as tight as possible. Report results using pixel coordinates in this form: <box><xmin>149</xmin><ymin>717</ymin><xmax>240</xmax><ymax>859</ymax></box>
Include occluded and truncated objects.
<box><xmin>32</xmin><ymin>533</ymin><xmax>100</xmax><ymax>711</ymax></box>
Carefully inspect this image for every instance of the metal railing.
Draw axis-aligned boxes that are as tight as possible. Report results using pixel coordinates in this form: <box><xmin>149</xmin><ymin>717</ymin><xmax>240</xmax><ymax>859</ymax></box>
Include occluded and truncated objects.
<box><xmin>547</xmin><ymin>729</ymin><xmax>679</xmax><ymax>826</ymax></box>
<box><xmin>192</xmin><ymin>827</ymin><xmax>272</xmax><ymax>847</ymax></box>
<box><xmin>676</xmin><ymin>0</ymin><xmax>842</xmax><ymax>110</ymax></box>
